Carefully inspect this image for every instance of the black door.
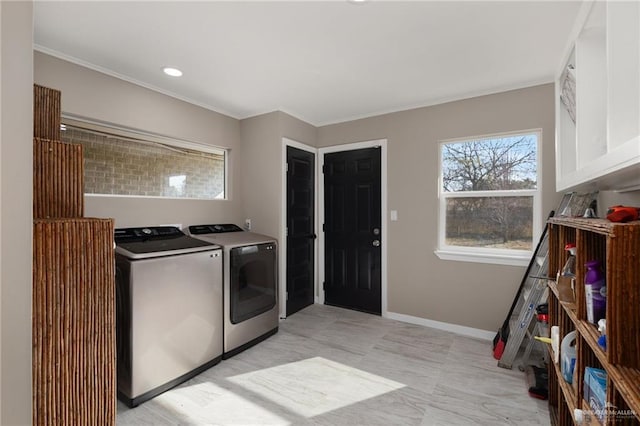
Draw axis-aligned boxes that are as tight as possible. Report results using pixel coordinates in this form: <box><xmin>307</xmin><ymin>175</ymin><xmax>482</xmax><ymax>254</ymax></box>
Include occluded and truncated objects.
<box><xmin>286</xmin><ymin>146</ymin><xmax>315</xmax><ymax>316</ymax></box>
<box><xmin>324</xmin><ymin>147</ymin><xmax>381</xmax><ymax>315</ymax></box>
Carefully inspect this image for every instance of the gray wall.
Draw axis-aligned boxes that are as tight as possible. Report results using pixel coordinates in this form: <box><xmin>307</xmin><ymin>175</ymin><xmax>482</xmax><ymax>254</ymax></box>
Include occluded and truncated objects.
<box><xmin>35</xmin><ymin>51</ymin><xmax>640</xmax><ymax>335</ymax></box>
<box><xmin>239</xmin><ymin>111</ymin><xmax>316</xmax><ymax>317</ymax></box>
<box><xmin>317</xmin><ymin>84</ymin><xmax>560</xmax><ymax>331</ymax></box>
<box><xmin>599</xmin><ymin>190</ymin><xmax>640</xmax><ymax>212</ymax></box>
<box><xmin>239</xmin><ymin>112</ymin><xmax>282</xmax><ymax>236</ymax></box>
<box><xmin>34</xmin><ymin>51</ymin><xmax>243</xmax><ymax>228</ymax></box>
<box><xmin>1</xmin><ymin>2</ymin><xmax>33</xmax><ymax>424</ymax></box>
<box><xmin>239</xmin><ymin>111</ymin><xmax>317</xmax><ymax>238</ymax></box>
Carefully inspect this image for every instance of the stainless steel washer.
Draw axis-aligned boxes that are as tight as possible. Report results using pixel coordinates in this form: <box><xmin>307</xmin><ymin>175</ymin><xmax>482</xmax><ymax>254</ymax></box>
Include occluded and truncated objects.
<box><xmin>187</xmin><ymin>224</ymin><xmax>278</xmax><ymax>358</ymax></box>
<box><xmin>115</xmin><ymin>226</ymin><xmax>223</xmax><ymax>407</ymax></box>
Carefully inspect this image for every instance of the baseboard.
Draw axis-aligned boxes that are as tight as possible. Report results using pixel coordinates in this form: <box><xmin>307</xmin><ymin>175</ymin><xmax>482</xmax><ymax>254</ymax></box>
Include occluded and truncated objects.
<box><xmin>385</xmin><ymin>311</ymin><xmax>494</xmax><ymax>341</ymax></box>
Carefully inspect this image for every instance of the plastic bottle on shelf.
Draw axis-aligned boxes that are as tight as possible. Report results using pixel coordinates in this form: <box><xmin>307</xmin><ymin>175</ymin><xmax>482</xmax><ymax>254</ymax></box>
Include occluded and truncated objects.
<box><xmin>561</xmin><ymin>243</ymin><xmax>577</xmax><ymax>277</ymax></box>
<box><xmin>584</xmin><ymin>260</ymin><xmax>606</xmax><ymax>324</ymax></box>
<box><xmin>574</xmin><ymin>408</ymin><xmax>594</xmax><ymax>425</ymax></box>
<box><xmin>551</xmin><ymin>326</ymin><xmax>560</xmax><ymax>364</ymax></box>
<box><xmin>597</xmin><ymin>319</ymin><xmax>607</xmax><ymax>350</ymax></box>
<box><xmin>561</xmin><ymin>331</ymin><xmax>577</xmax><ymax>384</ymax></box>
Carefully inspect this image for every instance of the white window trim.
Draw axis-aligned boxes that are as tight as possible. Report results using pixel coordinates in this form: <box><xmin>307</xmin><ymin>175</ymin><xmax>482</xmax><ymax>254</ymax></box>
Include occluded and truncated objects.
<box><xmin>435</xmin><ymin>129</ymin><xmax>542</xmax><ymax>267</ymax></box>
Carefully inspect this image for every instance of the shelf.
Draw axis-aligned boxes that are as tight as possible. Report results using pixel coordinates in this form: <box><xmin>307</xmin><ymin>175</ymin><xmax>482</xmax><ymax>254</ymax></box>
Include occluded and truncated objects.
<box><xmin>551</xmin><ymin>358</ymin><xmax>578</xmax><ymax>416</ymax></box>
<box><xmin>547</xmin><ymin>215</ymin><xmax>640</xmax><ymax>425</ymax></box>
<box><xmin>575</xmin><ymin>320</ymin><xmax>607</xmax><ymax>367</ymax></box>
<box><xmin>549</xmin><ymin>405</ymin><xmax>559</xmax><ymax>426</ymax></box>
<box><xmin>609</xmin><ymin>366</ymin><xmax>640</xmax><ymax>422</ymax></box>
<box><xmin>548</xmin><ymin>280</ymin><xmax>579</xmax><ymax>324</ymax></box>
<box><xmin>548</xmin><ymin>217</ymin><xmax>640</xmax><ymax>237</ymax></box>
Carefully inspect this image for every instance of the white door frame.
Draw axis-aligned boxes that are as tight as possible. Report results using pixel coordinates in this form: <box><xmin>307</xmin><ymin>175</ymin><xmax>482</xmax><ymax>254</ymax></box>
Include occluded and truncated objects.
<box><xmin>280</xmin><ymin>138</ymin><xmax>318</xmax><ymax>319</ymax></box>
<box><xmin>318</xmin><ymin>139</ymin><xmax>388</xmax><ymax>317</ymax></box>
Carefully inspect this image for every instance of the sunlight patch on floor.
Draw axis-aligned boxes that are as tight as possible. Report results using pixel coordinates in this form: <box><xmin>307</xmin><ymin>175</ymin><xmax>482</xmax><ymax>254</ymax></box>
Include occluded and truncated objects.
<box><xmin>227</xmin><ymin>356</ymin><xmax>406</xmax><ymax>418</ymax></box>
<box><xmin>154</xmin><ymin>381</ymin><xmax>291</xmax><ymax>425</ymax></box>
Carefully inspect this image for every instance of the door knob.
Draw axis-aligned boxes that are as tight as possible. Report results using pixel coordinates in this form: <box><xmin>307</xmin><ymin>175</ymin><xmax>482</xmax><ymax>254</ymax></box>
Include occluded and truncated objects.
<box><xmin>372</xmin><ymin>240</ymin><xmax>380</xmax><ymax>247</ymax></box>
<box><xmin>373</xmin><ymin>228</ymin><xmax>380</xmax><ymax>235</ymax></box>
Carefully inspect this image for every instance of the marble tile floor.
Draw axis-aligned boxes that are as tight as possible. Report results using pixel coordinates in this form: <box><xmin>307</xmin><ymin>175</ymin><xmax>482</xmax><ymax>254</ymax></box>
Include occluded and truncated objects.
<box><xmin>117</xmin><ymin>304</ymin><xmax>550</xmax><ymax>426</ymax></box>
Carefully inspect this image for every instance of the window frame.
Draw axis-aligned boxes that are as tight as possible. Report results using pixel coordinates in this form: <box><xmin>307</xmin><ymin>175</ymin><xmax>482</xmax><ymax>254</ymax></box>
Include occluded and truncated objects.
<box><xmin>62</xmin><ymin>114</ymin><xmax>229</xmax><ymax>201</ymax></box>
<box><xmin>435</xmin><ymin>129</ymin><xmax>542</xmax><ymax>267</ymax></box>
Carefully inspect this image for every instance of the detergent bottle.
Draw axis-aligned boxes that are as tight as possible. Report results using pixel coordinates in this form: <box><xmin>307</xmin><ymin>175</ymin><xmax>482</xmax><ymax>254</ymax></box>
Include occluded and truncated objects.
<box><xmin>561</xmin><ymin>331</ymin><xmax>577</xmax><ymax>384</ymax></box>
<box><xmin>585</xmin><ymin>260</ymin><xmax>606</xmax><ymax>324</ymax></box>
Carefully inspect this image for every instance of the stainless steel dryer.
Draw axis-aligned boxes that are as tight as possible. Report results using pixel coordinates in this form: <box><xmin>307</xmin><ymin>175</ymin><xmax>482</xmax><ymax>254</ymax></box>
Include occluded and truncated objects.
<box><xmin>115</xmin><ymin>226</ymin><xmax>223</xmax><ymax>407</ymax></box>
<box><xmin>187</xmin><ymin>224</ymin><xmax>278</xmax><ymax>358</ymax></box>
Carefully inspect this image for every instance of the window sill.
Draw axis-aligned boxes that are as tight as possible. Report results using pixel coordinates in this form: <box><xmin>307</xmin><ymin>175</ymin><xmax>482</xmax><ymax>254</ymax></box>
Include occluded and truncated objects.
<box><xmin>434</xmin><ymin>249</ymin><xmax>530</xmax><ymax>267</ymax></box>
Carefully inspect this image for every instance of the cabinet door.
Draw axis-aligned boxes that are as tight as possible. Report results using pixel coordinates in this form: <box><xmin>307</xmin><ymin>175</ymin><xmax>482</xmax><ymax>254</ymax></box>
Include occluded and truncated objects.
<box><xmin>555</xmin><ymin>1</ymin><xmax>640</xmax><ymax>191</ymax></box>
<box><xmin>574</xmin><ymin>1</ymin><xmax>607</xmax><ymax>169</ymax></box>
<box><xmin>607</xmin><ymin>1</ymin><xmax>640</xmax><ymax>152</ymax></box>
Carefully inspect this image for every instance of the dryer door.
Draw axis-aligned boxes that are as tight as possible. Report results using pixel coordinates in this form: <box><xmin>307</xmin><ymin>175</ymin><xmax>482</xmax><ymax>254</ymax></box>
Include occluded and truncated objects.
<box><xmin>229</xmin><ymin>243</ymin><xmax>277</xmax><ymax>324</ymax></box>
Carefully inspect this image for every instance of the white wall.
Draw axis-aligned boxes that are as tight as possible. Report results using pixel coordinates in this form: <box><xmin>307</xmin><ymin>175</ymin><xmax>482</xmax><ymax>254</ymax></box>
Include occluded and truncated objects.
<box><xmin>0</xmin><ymin>1</ymin><xmax>33</xmax><ymax>424</ymax></box>
<box><xmin>34</xmin><ymin>52</ymin><xmax>244</xmax><ymax>228</ymax></box>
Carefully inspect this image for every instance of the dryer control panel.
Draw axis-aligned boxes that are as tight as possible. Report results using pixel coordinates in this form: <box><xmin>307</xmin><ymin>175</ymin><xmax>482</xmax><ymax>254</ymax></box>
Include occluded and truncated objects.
<box><xmin>188</xmin><ymin>224</ymin><xmax>244</xmax><ymax>235</ymax></box>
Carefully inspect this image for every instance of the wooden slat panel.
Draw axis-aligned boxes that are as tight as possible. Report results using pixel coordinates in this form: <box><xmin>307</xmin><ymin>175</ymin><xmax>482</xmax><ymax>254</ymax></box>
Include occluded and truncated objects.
<box><xmin>33</xmin><ymin>138</ymin><xmax>84</xmax><ymax>219</ymax></box>
<box><xmin>608</xmin><ymin>224</ymin><xmax>640</xmax><ymax>368</ymax></box>
<box><xmin>33</xmin><ymin>218</ymin><xmax>116</xmax><ymax>426</ymax></box>
<box><xmin>33</xmin><ymin>84</ymin><xmax>61</xmax><ymax>141</ymax></box>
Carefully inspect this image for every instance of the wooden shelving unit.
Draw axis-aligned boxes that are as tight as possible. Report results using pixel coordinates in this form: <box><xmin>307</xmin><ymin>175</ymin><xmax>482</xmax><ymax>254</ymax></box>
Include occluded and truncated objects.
<box><xmin>32</xmin><ymin>84</ymin><xmax>116</xmax><ymax>425</ymax></box>
<box><xmin>547</xmin><ymin>217</ymin><xmax>640</xmax><ymax>425</ymax></box>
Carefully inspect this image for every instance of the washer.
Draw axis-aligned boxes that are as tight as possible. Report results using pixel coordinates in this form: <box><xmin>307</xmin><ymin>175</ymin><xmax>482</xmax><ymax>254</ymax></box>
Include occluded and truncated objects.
<box><xmin>115</xmin><ymin>226</ymin><xmax>223</xmax><ymax>407</ymax></box>
<box><xmin>187</xmin><ymin>224</ymin><xmax>278</xmax><ymax>359</ymax></box>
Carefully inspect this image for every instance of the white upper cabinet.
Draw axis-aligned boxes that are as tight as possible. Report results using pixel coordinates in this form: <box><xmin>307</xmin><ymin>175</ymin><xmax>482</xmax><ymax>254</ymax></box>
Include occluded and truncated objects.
<box><xmin>555</xmin><ymin>0</ymin><xmax>640</xmax><ymax>192</ymax></box>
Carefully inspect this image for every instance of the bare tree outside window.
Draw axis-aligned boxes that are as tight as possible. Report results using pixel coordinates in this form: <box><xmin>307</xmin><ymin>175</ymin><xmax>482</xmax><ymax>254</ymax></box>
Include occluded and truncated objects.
<box><xmin>442</xmin><ymin>135</ymin><xmax>537</xmax><ymax>192</ymax></box>
<box><xmin>440</xmin><ymin>133</ymin><xmax>538</xmax><ymax>252</ymax></box>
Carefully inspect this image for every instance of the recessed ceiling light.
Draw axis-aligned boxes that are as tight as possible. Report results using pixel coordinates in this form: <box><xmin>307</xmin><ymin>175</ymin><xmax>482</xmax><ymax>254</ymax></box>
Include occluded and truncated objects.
<box><xmin>162</xmin><ymin>67</ymin><xmax>183</xmax><ymax>77</ymax></box>
<box><xmin>348</xmin><ymin>0</ymin><xmax>368</xmax><ymax>4</ymax></box>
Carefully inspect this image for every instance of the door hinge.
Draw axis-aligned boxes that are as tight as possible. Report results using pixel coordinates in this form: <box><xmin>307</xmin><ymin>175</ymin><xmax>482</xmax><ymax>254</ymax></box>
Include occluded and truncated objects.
<box><xmin>286</xmin><ymin>227</ymin><xmax>288</xmax><ymax>237</ymax></box>
<box><xmin>322</xmin><ymin>223</ymin><xmax>326</xmax><ymax>232</ymax></box>
<box><xmin>286</xmin><ymin>162</ymin><xmax>289</xmax><ymax>173</ymax></box>
<box><xmin>286</xmin><ymin>292</ymin><xmax>289</xmax><ymax>301</ymax></box>
<box><xmin>323</xmin><ymin>281</ymin><xmax>326</xmax><ymax>290</ymax></box>
<box><xmin>322</xmin><ymin>164</ymin><xmax>326</xmax><ymax>173</ymax></box>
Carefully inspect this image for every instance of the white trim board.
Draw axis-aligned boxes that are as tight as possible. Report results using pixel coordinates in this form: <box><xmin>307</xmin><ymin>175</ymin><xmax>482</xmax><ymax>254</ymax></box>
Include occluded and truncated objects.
<box><xmin>386</xmin><ymin>311</ymin><xmax>495</xmax><ymax>341</ymax></box>
<box><xmin>280</xmin><ymin>138</ymin><xmax>318</xmax><ymax>320</ymax></box>
<box><xmin>318</xmin><ymin>139</ymin><xmax>388</xmax><ymax>316</ymax></box>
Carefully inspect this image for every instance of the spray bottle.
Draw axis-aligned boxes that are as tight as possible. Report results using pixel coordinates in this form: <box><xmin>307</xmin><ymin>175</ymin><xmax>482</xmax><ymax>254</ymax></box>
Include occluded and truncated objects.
<box><xmin>585</xmin><ymin>260</ymin><xmax>606</xmax><ymax>324</ymax></box>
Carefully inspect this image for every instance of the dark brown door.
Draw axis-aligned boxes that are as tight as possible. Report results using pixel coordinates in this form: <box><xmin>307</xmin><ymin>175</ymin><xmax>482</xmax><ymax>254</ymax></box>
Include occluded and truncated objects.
<box><xmin>286</xmin><ymin>146</ymin><xmax>315</xmax><ymax>316</ymax></box>
<box><xmin>324</xmin><ymin>147</ymin><xmax>381</xmax><ymax>315</ymax></box>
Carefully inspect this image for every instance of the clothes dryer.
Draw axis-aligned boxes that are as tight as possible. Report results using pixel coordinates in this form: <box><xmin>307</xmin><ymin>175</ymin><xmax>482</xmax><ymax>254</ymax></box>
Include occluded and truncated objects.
<box><xmin>187</xmin><ymin>224</ymin><xmax>278</xmax><ymax>358</ymax></box>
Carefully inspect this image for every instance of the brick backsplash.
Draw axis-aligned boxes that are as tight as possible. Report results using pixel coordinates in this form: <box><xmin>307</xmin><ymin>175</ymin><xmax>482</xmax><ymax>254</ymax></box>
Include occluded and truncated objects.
<box><xmin>62</xmin><ymin>127</ymin><xmax>225</xmax><ymax>199</ymax></box>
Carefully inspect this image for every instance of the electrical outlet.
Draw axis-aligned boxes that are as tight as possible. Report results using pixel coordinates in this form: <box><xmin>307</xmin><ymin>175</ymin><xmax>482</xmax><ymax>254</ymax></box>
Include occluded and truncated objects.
<box><xmin>244</xmin><ymin>219</ymin><xmax>251</xmax><ymax>230</ymax></box>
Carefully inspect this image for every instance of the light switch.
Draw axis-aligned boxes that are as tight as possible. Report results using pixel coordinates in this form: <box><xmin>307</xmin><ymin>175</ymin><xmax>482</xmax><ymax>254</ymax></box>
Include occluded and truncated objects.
<box><xmin>390</xmin><ymin>210</ymin><xmax>398</xmax><ymax>221</ymax></box>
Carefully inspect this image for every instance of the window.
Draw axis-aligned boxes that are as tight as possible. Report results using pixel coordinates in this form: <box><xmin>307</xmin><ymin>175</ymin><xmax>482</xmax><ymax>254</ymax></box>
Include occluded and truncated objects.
<box><xmin>61</xmin><ymin>119</ymin><xmax>226</xmax><ymax>200</ymax></box>
<box><xmin>436</xmin><ymin>130</ymin><xmax>541</xmax><ymax>266</ymax></box>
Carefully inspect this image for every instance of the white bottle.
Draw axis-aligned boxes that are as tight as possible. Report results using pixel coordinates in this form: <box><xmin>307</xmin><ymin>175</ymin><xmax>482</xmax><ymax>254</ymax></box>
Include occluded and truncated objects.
<box><xmin>574</xmin><ymin>408</ymin><xmax>593</xmax><ymax>425</ymax></box>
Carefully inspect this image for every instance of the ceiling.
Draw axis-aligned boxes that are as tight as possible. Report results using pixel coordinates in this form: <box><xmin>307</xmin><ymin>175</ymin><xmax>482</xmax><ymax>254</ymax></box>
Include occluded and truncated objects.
<box><xmin>34</xmin><ymin>1</ymin><xmax>581</xmax><ymax>126</ymax></box>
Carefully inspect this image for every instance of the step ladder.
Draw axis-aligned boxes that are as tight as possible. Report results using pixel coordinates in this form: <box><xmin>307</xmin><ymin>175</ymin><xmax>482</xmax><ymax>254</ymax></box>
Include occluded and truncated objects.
<box><xmin>519</xmin><ymin>312</ymin><xmax>549</xmax><ymax>371</ymax></box>
<box><xmin>497</xmin><ymin>231</ymin><xmax>550</xmax><ymax>370</ymax></box>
